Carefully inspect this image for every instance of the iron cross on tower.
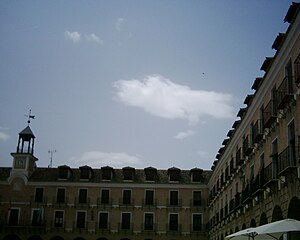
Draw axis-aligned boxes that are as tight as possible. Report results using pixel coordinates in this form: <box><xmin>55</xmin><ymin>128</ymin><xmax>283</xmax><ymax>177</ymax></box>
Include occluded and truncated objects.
<box><xmin>25</xmin><ymin>109</ymin><xmax>35</xmax><ymax>125</ymax></box>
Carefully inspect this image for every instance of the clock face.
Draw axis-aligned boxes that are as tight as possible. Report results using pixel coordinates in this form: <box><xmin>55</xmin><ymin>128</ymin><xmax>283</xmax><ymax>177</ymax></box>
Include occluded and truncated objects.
<box><xmin>15</xmin><ymin>159</ymin><xmax>26</xmax><ymax>169</ymax></box>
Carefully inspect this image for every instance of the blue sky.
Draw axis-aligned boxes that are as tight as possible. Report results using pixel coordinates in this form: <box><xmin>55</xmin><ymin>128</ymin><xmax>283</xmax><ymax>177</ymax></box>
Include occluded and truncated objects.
<box><xmin>0</xmin><ymin>0</ymin><xmax>294</xmax><ymax>170</ymax></box>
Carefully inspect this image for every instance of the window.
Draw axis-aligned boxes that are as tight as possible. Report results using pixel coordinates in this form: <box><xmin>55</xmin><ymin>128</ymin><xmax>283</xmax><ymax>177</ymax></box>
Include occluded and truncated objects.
<box><xmin>99</xmin><ymin>212</ymin><xmax>109</xmax><ymax>229</ymax></box>
<box><xmin>57</xmin><ymin>188</ymin><xmax>65</xmax><ymax>203</ymax></box>
<box><xmin>32</xmin><ymin>208</ymin><xmax>43</xmax><ymax>226</ymax></box>
<box><xmin>35</xmin><ymin>188</ymin><xmax>44</xmax><ymax>203</ymax></box>
<box><xmin>144</xmin><ymin>213</ymin><xmax>154</xmax><ymax>230</ymax></box>
<box><xmin>193</xmin><ymin>191</ymin><xmax>202</xmax><ymax>206</ymax></box>
<box><xmin>145</xmin><ymin>190</ymin><xmax>154</xmax><ymax>205</ymax></box>
<box><xmin>123</xmin><ymin>190</ymin><xmax>131</xmax><ymax>205</ymax></box>
<box><xmin>78</xmin><ymin>189</ymin><xmax>88</xmax><ymax>204</ymax></box>
<box><xmin>8</xmin><ymin>208</ymin><xmax>19</xmax><ymax>226</ymax></box>
<box><xmin>54</xmin><ymin>211</ymin><xmax>64</xmax><ymax>227</ymax></box>
<box><xmin>169</xmin><ymin>214</ymin><xmax>178</xmax><ymax>231</ymax></box>
<box><xmin>123</xmin><ymin>167</ymin><xmax>135</xmax><ymax>181</ymax></box>
<box><xmin>80</xmin><ymin>168</ymin><xmax>90</xmax><ymax>180</ymax></box>
<box><xmin>192</xmin><ymin>172</ymin><xmax>201</xmax><ymax>182</ymax></box>
<box><xmin>76</xmin><ymin>211</ymin><xmax>86</xmax><ymax>228</ymax></box>
<box><xmin>102</xmin><ymin>167</ymin><xmax>112</xmax><ymax>180</ymax></box>
<box><xmin>193</xmin><ymin>214</ymin><xmax>202</xmax><ymax>231</ymax></box>
<box><xmin>170</xmin><ymin>190</ymin><xmax>178</xmax><ymax>206</ymax></box>
<box><xmin>101</xmin><ymin>189</ymin><xmax>110</xmax><ymax>204</ymax></box>
<box><xmin>121</xmin><ymin>212</ymin><xmax>131</xmax><ymax>229</ymax></box>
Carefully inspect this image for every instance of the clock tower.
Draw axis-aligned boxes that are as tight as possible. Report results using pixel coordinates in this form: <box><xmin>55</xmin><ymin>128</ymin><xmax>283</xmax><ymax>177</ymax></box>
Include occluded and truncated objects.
<box><xmin>9</xmin><ymin>124</ymin><xmax>38</xmax><ymax>186</ymax></box>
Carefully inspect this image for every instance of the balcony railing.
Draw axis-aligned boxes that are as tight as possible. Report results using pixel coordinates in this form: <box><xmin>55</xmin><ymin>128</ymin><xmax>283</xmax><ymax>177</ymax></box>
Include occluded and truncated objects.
<box><xmin>243</xmin><ymin>135</ymin><xmax>253</xmax><ymax>157</ymax></box>
<box><xmin>278</xmin><ymin>145</ymin><xmax>298</xmax><ymax>175</ymax></box>
<box><xmin>263</xmin><ymin>99</ymin><xmax>278</xmax><ymax>128</ymax></box>
<box><xmin>236</xmin><ymin>149</ymin><xmax>244</xmax><ymax>167</ymax></box>
<box><xmin>264</xmin><ymin>162</ymin><xmax>278</xmax><ymax>186</ymax></box>
<box><xmin>166</xmin><ymin>223</ymin><xmax>182</xmax><ymax>233</ymax></box>
<box><xmin>277</xmin><ymin>76</ymin><xmax>294</xmax><ymax>110</ymax></box>
<box><xmin>97</xmin><ymin>197</ymin><xmax>112</xmax><ymax>207</ymax></box>
<box><xmin>253</xmin><ymin>119</ymin><xmax>264</xmax><ymax>144</ymax></box>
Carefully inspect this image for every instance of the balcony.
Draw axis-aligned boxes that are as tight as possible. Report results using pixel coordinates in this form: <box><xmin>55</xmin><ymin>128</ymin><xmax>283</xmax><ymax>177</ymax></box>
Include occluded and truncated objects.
<box><xmin>236</xmin><ymin>149</ymin><xmax>244</xmax><ymax>167</ymax></box>
<box><xmin>75</xmin><ymin>197</ymin><xmax>90</xmax><ymax>207</ymax></box>
<box><xmin>251</xmin><ymin>172</ymin><xmax>265</xmax><ymax>196</ymax></box>
<box><xmin>142</xmin><ymin>198</ymin><xmax>157</xmax><ymax>208</ymax></box>
<box><xmin>278</xmin><ymin>145</ymin><xmax>298</xmax><ymax>175</ymax></box>
<box><xmin>167</xmin><ymin>198</ymin><xmax>182</xmax><ymax>208</ymax></box>
<box><xmin>97</xmin><ymin>197</ymin><xmax>112</xmax><ymax>208</ymax></box>
<box><xmin>95</xmin><ymin>222</ymin><xmax>111</xmax><ymax>234</ymax></box>
<box><xmin>264</xmin><ymin>162</ymin><xmax>278</xmax><ymax>186</ymax></box>
<box><xmin>277</xmin><ymin>76</ymin><xmax>295</xmax><ymax>110</ymax></box>
<box><xmin>118</xmin><ymin>222</ymin><xmax>133</xmax><ymax>233</ymax></box>
<box><xmin>253</xmin><ymin>119</ymin><xmax>264</xmax><ymax>144</ymax></box>
<box><xmin>242</xmin><ymin>184</ymin><xmax>252</xmax><ymax>204</ymax></box>
<box><xmin>243</xmin><ymin>135</ymin><xmax>253</xmax><ymax>157</ymax></box>
<box><xmin>263</xmin><ymin>99</ymin><xmax>278</xmax><ymax>128</ymax></box>
<box><xmin>0</xmin><ymin>221</ymin><xmax>47</xmax><ymax>234</ymax></box>
<box><xmin>141</xmin><ymin>223</ymin><xmax>157</xmax><ymax>234</ymax></box>
<box><xmin>166</xmin><ymin>224</ymin><xmax>182</xmax><ymax>234</ymax></box>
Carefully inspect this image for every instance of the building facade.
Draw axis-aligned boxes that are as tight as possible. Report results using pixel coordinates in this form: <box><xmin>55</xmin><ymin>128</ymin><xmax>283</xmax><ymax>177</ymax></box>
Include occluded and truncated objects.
<box><xmin>0</xmin><ymin>125</ymin><xmax>210</xmax><ymax>240</ymax></box>
<box><xmin>208</xmin><ymin>2</ymin><xmax>300</xmax><ymax>240</ymax></box>
<box><xmin>1</xmin><ymin>2</ymin><xmax>300</xmax><ymax>240</ymax></box>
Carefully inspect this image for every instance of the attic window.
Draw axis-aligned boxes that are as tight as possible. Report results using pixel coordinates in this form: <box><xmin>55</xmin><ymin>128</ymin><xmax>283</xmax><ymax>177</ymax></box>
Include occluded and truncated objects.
<box><xmin>144</xmin><ymin>167</ymin><xmax>157</xmax><ymax>181</ymax></box>
<box><xmin>58</xmin><ymin>165</ymin><xmax>71</xmax><ymax>179</ymax></box>
<box><xmin>101</xmin><ymin>166</ymin><xmax>113</xmax><ymax>181</ymax></box>
<box><xmin>190</xmin><ymin>168</ymin><xmax>203</xmax><ymax>182</ymax></box>
<box><xmin>168</xmin><ymin>167</ymin><xmax>181</xmax><ymax>182</ymax></box>
<box><xmin>79</xmin><ymin>166</ymin><xmax>91</xmax><ymax>180</ymax></box>
<box><xmin>123</xmin><ymin>167</ymin><xmax>135</xmax><ymax>181</ymax></box>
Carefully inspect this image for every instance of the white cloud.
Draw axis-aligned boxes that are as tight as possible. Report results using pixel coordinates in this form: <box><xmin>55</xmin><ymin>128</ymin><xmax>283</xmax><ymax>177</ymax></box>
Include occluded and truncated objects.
<box><xmin>114</xmin><ymin>75</ymin><xmax>234</xmax><ymax>124</ymax></box>
<box><xmin>70</xmin><ymin>151</ymin><xmax>142</xmax><ymax>168</ymax></box>
<box><xmin>0</xmin><ymin>131</ymin><xmax>10</xmax><ymax>141</ymax></box>
<box><xmin>115</xmin><ymin>18</ymin><xmax>126</xmax><ymax>32</ymax></box>
<box><xmin>85</xmin><ymin>33</ymin><xmax>103</xmax><ymax>45</ymax></box>
<box><xmin>174</xmin><ymin>130</ymin><xmax>195</xmax><ymax>140</ymax></box>
<box><xmin>64</xmin><ymin>31</ymin><xmax>81</xmax><ymax>43</ymax></box>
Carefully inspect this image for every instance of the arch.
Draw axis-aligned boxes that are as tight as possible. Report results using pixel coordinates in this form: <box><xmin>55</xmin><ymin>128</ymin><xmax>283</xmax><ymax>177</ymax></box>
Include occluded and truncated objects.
<box><xmin>259</xmin><ymin>212</ymin><xmax>268</xmax><ymax>226</ymax></box>
<box><xmin>3</xmin><ymin>235</ymin><xmax>21</xmax><ymax>240</ymax></box>
<box><xmin>50</xmin><ymin>237</ymin><xmax>64</xmax><ymax>240</ymax></box>
<box><xmin>272</xmin><ymin>205</ymin><xmax>283</xmax><ymax>222</ymax></box>
<box><xmin>27</xmin><ymin>236</ymin><xmax>43</xmax><ymax>240</ymax></box>
<box><xmin>250</xmin><ymin>219</ymin><xmax>256</xmax><ymax>227</ymax></box>
<box><xmin>73</xmin><ymin>238</ymin><xmax>85</xmax><ymax>240</ymax></box>
<box><xmin>242</xmin><ymin>223</ymin><xmax>246</xmax><ymax>229</ymax></box>
<box><xmin>96</xmin><ymin>238</ymin><xmax>108</xmax><ymax>240</ymax></box>
<box><xmin>287</xmin><ymin>197</ymin><xmax>300</xmax><ymax>221</ymax></box>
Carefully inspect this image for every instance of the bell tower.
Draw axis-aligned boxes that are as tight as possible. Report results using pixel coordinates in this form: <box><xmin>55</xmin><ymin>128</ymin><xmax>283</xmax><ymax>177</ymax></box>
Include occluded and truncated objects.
<box><xmin>9</xmin><ymin>111</ymin><xmax>38</xmax><ymax>184</ymax></box>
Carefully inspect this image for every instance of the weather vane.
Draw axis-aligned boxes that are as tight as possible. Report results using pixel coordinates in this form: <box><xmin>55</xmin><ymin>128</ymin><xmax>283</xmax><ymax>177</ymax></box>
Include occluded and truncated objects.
<box><xmin>25</xmin><ymin>109</ymin><xmax>35</xmax><ymax>125</ymax></box>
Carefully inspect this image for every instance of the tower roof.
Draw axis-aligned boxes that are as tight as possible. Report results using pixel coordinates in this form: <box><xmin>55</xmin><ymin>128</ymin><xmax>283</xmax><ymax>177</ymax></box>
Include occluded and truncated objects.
<box><xmin>19</xmin><ymin>126</ymin><xmax>35</xmax><ymax>138</ymax></box>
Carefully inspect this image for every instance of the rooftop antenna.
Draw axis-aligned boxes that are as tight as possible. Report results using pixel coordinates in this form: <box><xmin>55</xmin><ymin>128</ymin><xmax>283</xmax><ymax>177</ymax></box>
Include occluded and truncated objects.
<box><xmin>48</xmin><ymin>149</ymin><xmax>57</xmax><ymax>168</ymax></box>
<box><xmin>25</xmin><ymin>109</ymin><xmax>35</xmax><ymax>125</ymax></box>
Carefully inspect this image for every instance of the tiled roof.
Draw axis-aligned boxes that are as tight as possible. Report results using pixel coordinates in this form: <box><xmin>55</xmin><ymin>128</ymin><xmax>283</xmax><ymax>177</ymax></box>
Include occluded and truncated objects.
<box><xmin>0</xmin><ymin>167</ymin><xmax>212</xmax><ymax>184</ymax></box>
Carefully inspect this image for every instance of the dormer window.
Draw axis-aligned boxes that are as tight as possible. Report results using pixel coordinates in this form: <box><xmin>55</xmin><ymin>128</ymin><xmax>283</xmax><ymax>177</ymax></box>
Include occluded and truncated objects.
<box><xmin>144</xmin><ymin>167</ymin><xmax>157</xmax><ymax>181</ymax></box>
<box><xmin>122</xmin><ymin>167</ymin><xmax>135</xmax><ymax>181</ymax></box>
<box><xmin>190</xmin><ymin>168</ymin><xmax>203</xmax><ymax>183</ymax></box>
<box><xmin>79</xmin><ymin>165</ymin><xmax>92</xmax><ymax>180</ymax></box>
<box><xmin>101</xmin><ymin>166</ymin><xmax>113</xmax><ymax>181</ymax></box>
<box><xmin>58</xmin><ymin>165</ymin><xmax>71</xmax><ymax>180</ymax></box>
<box><xmin>168</xmin><ymin>167</ymin><xmax>181</xmax><ymax>182</ymax></box>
